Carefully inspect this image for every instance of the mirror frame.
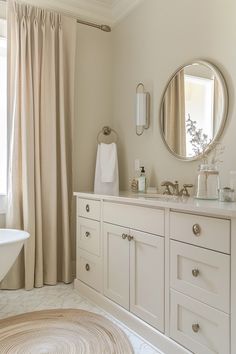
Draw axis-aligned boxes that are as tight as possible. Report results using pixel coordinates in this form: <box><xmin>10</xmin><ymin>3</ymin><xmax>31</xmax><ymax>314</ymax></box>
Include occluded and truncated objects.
<box><xmin>159</xmin><ymin>60</ymin><xmax>228</xmax><ymax>161</ymax></box>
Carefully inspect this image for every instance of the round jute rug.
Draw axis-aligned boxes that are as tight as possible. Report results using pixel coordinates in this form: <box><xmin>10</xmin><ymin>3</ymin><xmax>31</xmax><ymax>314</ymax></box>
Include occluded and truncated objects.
<box><xmin>0</xmin><ymin>309</ymin><xmax>134</xmax><ymax>353</ymax></box>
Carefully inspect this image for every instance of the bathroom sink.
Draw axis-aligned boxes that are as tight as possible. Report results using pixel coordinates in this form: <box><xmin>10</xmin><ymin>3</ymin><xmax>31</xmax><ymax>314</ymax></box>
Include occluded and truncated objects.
<box><xmin>143</xmin><ymin>194</ymin><xmax>187</xmax><ymax>201</ymax></box>
<box><xmin>144</xmin><ymin>194</ymin><xmax>166</xmax><ymax>198</ymax></box>
<box><xmin>142</xmin><ymin>194</ymin><xmax>177</xmax><ymax>200</ymax></box>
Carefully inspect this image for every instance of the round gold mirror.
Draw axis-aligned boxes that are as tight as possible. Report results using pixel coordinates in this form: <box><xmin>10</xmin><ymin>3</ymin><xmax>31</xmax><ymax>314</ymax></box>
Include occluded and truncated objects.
<box><xmin>160</xmin><ymin>60</ymin><xmax>228</xmax><ymax>161</ymax></box>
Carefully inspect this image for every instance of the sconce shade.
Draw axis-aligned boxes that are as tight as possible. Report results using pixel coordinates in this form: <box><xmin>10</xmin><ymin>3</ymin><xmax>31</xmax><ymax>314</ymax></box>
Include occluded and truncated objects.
<box><xmin>135</xmin><ymin>83</ymin><xmax>150</xmax><ymax>136</ymax></box>
<box><xmin>136</xmin><ymin>93</ymin><xmax>147</xmax><ymax>126</ymax></box>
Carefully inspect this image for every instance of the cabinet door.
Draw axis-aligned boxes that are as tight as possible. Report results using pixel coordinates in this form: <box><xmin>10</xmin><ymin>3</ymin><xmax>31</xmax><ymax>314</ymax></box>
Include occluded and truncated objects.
<box><xmin>130</xmin><ymin>230</ymin><xmax>164</xmax><ymax>332</ymax></box>
<box><xmin>103</xmin><ymin>223</ymin><xmax>130</xmax><ymax>310</ymax></box>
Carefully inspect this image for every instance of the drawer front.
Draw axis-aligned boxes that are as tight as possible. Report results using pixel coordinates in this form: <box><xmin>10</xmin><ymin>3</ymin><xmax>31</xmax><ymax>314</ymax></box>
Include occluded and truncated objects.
<box><xmin>77</xmin><ymin>217</ymin><xmax>100</xmax><ymax>256</ymax></box>
<box><xmin>170</xmin><ymin>212</ymin><xmax>230</xmax><ymax>254</ymax></box>
<box><xmin>103</xmin><ymin>202</ymin><xmax>164</xmax><ymax>236</ymax></box>
<box><xmin>170</xmin><ymin>290</ymin><xmax>230</xmax><ymax>354</ymax></box>
<box><xmin>76</xmin><ymin>249</ymin><xmax>102</xmax><ymax>292</ymax></box>
<box><xmin>77</xmin><ymin>198</ymin><xmax>101</xmax><ymax>221</ymax></box>
<box><xmin>170</xmin><ymin>241</ymin><xmax>230</xmax><ymax>313</ymax></box>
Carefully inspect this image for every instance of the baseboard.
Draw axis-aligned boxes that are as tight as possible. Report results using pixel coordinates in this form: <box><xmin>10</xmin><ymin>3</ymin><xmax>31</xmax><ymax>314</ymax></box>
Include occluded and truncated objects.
<box><xmin>74</xmin><ymin>279</ymin><xmax>190</xmax><ymax>354</ymax></box>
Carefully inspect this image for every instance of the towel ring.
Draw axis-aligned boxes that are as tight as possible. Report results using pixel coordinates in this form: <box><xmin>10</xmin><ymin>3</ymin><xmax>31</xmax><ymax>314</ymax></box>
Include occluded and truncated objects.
<box><xmin>97</xmin><ymin>126</ymin><xmax>118</xmax><ymax>143</ymax></box>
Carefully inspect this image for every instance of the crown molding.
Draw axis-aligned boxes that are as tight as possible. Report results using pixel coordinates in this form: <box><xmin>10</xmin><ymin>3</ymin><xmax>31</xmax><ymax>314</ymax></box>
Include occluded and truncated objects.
<box><xmin>3</xmin><ymin>0</ymin><xmax>144</xmax><ymax>26</ymax></box>
<box><xmin>112</xmin><ymin>0</ymin><xmax>144</xmax><ymax>25</ymax></box>
<box><xmin>57</xmin><ymin>0</ymin><xmax>112</xmax><ymax>23</ymax></box>
<box><xmin>68</xmin><ymin>0</ymin><xmax>144</xmax><ymax>25</ymax></box>
<box><xmin>19</xmin><ymin>0</ymin><xmax>112</xmax><ymax>24</ymax></box>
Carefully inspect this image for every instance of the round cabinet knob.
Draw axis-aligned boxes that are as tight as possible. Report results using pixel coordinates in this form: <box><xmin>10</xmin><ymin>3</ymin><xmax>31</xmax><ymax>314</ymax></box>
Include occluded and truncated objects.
<box><xmin>85</xmin><ymin>231</ymin><xmax>90</xmax><ymax>238</ymax></box>
<box><xmin>192</xmin><ymin>268</ymin><xmax>200</xmax><ymax>277</ymax></box>
<box><xmin>127</xmin><ymin>235</ymin><xmax>134</xmax><ymax>242</ymax></box>
<box><xmin>85</xmin><ymin>263</ymin><xmax>90</xmax><ymax>271</ymax></box>
<box><xmin>192</xmin><ymin>323</ymin><xmax>200</xmax><ymax>333</ymax></box>
<box><xmin>86</xmin><ymin>204</ymin><xmax>90</xmax><ymax>212</ymax></box>
<box><xmin>192</xmin><ymin>224</ymin><xmax>201</xmax><ymax>236</ymax></box>
<box><xmin>122</xmin><ymin>233</ymin><xmax>127</xmax><ymax>240</ymax></box>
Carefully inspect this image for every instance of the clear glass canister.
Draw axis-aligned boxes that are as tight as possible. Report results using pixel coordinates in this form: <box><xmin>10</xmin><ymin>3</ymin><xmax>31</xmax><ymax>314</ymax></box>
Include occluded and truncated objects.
<box><xmin>195</xmin><ymin>164</ymin><xmax>220</xmax><ymax>200</ymax></box>
<box><xmin>219</xmin><ymin>187</ymin><xmax>235</xmax><ymax>202</ymax></box>
<box><xmin>230</xmin><ymin>171</ymin><xmax>236</xmax><ymax>201</ymax></box>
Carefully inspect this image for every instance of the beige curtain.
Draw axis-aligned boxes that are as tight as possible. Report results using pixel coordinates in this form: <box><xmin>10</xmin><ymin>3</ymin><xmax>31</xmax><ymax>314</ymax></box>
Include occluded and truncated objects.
<box><xmin>163</xmin><ymin>70</ymin><xmax>186</xmax><ymax>156</ymax></box>
<box><xmin>1</xmin><ymin>1</ymin><xmax>77</xmax><ymax>290</ymax></box>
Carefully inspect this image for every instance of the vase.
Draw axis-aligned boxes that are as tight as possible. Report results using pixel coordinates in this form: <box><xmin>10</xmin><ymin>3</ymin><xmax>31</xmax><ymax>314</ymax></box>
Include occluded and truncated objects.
<box><xmin>195</xmin><ymin>164</ymin><xmax>220</xmax><ymax>200</ymax></box>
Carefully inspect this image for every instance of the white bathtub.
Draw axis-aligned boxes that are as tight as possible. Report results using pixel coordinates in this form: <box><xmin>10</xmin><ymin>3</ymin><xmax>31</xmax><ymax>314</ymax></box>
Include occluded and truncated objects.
<box><xmin>0</xmin><ymin>229</ymin><xmax>30</xmax><ymax>282</ymax></box>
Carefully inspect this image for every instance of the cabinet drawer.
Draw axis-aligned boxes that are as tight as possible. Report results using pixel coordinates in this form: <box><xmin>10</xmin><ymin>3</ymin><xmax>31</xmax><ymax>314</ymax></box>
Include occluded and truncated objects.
<box><xmin>103</xmin><ymin>202</ymin><xmax>164</xmax><ymax>236</ymax></box>
<box><xmin>77</xmin><ymin>198</ymin><xmax>101</xmax><ymax>220</ymax></box>
<box><xmin>76</xmin><ymin>250</ymin><xmax>102</xmax><ymax>292</ymax></box>
<box><xmin>170</xmin><ymin>290</ymin><xmax>230</xmax><ymax>354</ymax></box>
<box><xmin>77</xmin><ymin>217</ymin><xmax>100</xmax><ymax>256</ymax></box>
<box><xmin>170</xmin><ymin>241</ymin><xmax>230</xmax><ymax>313</ymax></box>
<box><xmin>170</xmin><ymin>212</ymin><xmax>230</xmax><ymax>254</ymax></box>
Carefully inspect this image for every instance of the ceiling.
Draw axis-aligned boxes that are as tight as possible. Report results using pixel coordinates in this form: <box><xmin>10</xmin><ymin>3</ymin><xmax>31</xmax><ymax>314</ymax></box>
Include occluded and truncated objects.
<box><xmin>33</xmin><ymin>0</ymin><xmax>144</xmax><ymax>26</ymax></box>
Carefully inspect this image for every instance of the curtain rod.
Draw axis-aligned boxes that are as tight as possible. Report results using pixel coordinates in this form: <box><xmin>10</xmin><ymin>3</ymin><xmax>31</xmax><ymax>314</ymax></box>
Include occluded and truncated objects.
<box><xmin>0</xmin><ymin>0</ymin><xmax>112</xmax><ymax>32</ymax></box>
<box><xmin>76</xmin><ymin>19</ymin><xmax>111</xmax><ymax>32</ymax></box>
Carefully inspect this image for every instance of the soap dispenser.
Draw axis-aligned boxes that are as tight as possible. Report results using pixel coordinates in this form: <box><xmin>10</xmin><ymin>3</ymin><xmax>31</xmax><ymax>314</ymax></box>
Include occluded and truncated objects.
<box><xmin>138</xmin><ymin>166</ymin><xmax>146</xmax><ymax>192</ymax></box>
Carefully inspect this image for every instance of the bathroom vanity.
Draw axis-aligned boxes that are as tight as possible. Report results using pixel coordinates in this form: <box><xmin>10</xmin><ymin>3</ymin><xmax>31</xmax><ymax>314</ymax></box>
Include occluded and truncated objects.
<box><xmin>74</xmin><ymin>191</ymin><xmax>236</xmax><ymax>354</ymax></box>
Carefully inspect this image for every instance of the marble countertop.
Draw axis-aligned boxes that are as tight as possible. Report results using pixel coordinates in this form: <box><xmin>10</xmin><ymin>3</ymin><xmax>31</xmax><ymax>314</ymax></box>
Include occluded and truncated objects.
<box><xmin>74</xmin><ymin>191</ymin><xmax>236</xmax><ymax>218</ymax></box>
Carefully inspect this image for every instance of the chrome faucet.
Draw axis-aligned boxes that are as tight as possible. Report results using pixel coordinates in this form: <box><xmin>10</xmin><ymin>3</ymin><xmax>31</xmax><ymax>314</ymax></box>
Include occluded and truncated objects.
<box><xmin>161</xmin><ymin>181</ymin><xmax>179</xmax><ymax>195</ymax></box>
<box><xmin>179</xmin><ymin>184</ymin><xmax>194</xmax><ymax>197</ymax></box>
<box><xmin>161</xmin><ymin>181</ymin><xmax>193</xmax><ymax>197</ymax></box>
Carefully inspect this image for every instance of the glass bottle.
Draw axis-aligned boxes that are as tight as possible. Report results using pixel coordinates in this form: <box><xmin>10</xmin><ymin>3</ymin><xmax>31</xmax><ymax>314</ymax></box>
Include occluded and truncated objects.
<box><xmin>195</xmin><ymin>164</ymin><xmax>220</xmax><ymax>200</ymax></box>
<box><xmin>230</xmin><ymin>171</ymin><xmax>236</xmax><ymax>201</ymax></box>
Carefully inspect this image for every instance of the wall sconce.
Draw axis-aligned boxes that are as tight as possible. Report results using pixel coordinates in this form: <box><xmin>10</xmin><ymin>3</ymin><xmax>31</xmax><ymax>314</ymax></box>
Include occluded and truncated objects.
<box><xmin>135</xmin><ymin>83</ymin><xmax>150</xmax><ymax>136</ymax></box>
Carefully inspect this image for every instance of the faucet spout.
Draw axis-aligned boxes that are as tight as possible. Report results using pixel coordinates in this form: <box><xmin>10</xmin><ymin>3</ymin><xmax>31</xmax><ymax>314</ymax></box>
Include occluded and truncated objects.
<box><xmin>161</xmin><ymin>181</ymin><xmax>193</xmax><ymax>196</ymax></box>
<box><xmin>173</xmin><ymin>181</ymin><xmax>179</xmax><ymax>196</ymax></box>
<box><xmin>161</xmin><ymin>181</ymin><xmax>176</xmax><ymax>195</ymax></box>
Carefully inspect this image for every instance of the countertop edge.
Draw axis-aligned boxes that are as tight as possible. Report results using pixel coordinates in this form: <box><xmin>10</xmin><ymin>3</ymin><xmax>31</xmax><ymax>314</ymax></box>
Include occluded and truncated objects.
<box><xmin>73</xmin><ymin>191</ymin><xmax>236</xmax><ymax>218</ymax></box>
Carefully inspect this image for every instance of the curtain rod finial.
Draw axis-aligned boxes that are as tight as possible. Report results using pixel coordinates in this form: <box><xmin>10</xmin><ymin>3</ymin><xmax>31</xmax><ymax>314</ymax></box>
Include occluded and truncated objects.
<box><xmin>100</xmin><ymin>25</ymin><xmax>111</xmax><ymax>32</ymax></box>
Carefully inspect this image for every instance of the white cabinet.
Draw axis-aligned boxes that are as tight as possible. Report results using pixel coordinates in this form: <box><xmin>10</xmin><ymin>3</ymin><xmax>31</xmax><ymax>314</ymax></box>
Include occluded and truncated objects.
<box><xmin>76</xmin><ymin>200</ymin><xmax>102</xmax><ymax>292</ymax></box>
<box><xmin>76</xmin><ymin>249</ymin><xmax>102</xmax><ymax>292</ymax></box>
<box><xmin>130</xmin><ymin>229</ymin><xmax>164</xmax><ymax>330</ymax></box>
<box><xmin>77</xmin><ymin>198</ymin><xmax>101</xmax><ymax>220</ymax></box>
<box><xmin>103</xmin><ymin>223</ymin><xmax>130</xmax><ymax>309</ymax></box>
<box><xmin>170</xmin><ymin>290</ymin><xmax>230</xmax><ymax>354</ymax></box>
<box><xmin>74</xmin><ymin>193</ymin><xmax>234</xmax><ymax>354</ymax></box>
<box><xmin>103</xmin><ymin>223</ymin><xmax>164</xmax><ymax>331</ymax></box>
<box><xmin>170</xmin><ymin>211</ymin><xmax>231</xmax><ymax>354</ymax></box>
<box><xmin>170</xmin><ymin>211</ymin><xmax>230</xmax><ymax>254</ymax></box>
<box><xmin>77</xmin><ymin>217</ymin><xmax>100</xmax><ymax>256</ymax></box>
<box><xmin>170</xmin><ymin>240</ymin><xmax>230</xmax><ymax>312</ymax></box>
<box><xmin>103</xmin><ymin>202</ymin><xmax>164</xmax><ymax>235</ymax></box>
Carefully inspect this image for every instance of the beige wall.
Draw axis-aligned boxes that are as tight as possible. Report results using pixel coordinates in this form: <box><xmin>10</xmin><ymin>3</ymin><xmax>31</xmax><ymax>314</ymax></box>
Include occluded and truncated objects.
<box><xmin>73</xmin><ymin>24</ymin><xmax>112</xmax><ymax>192</ymax></box>
<box><xmin>71</xmin><ymin>24</ymin><xmax>112</xmax><ymax>266</ymax></box>
<box><xmin>111</xmin><ymin>0</ymin><xmax>236</xmax><ymax>191</ymax></box>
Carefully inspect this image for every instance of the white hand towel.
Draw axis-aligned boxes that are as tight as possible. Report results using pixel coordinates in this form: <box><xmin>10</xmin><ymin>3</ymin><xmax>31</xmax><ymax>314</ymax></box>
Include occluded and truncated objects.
<box><xmin>100</xmin><ymin>143</ymin><xmax>117</xmax><ymax>182</ymax></box>
<box><xmin>94</xmin><ymin>143</ymin><xmax>119</xmax><ymax>195</ymax></box>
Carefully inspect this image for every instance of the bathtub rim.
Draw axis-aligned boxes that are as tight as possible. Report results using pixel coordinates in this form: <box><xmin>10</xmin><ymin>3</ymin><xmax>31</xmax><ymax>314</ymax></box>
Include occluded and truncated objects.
<box><xmin>0</xmin><ymin>229</ymin><xmax>30</xmax><ymax>246</ymax></box>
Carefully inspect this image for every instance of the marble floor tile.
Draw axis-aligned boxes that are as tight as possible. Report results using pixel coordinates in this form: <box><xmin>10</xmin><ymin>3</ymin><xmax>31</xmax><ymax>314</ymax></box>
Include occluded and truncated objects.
<box><xmin>0</xmin><ymin>283</ymin><xmax>163</xmax><ymax>354</ymax></box>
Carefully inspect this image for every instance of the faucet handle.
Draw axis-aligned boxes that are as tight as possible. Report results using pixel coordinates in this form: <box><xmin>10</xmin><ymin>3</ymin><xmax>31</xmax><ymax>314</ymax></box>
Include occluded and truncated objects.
<box><xmin>161</xmin><ymin>181</ymin><xmax>172</xmax><ymax>186</ymax></box>
<box><xmin>181</xmin><ymin>184</ymin><xmax>194</xmax><ymax>197</ymax></box>
<box><xmin>161</xmin><ymin>181</ymin><xmax>172</xmax><ymax>195</ymax></box>
<box><xmin>184</xmin><ymin>184</ymin><xmax>194</xmax><ymax>188</ymax></box>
